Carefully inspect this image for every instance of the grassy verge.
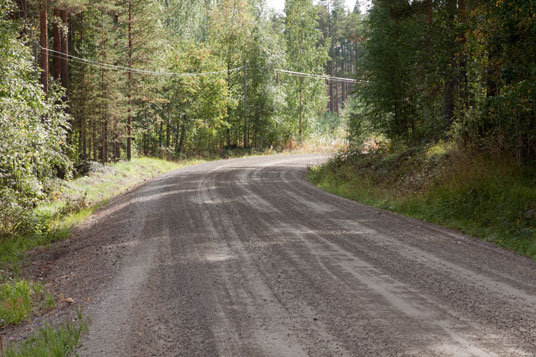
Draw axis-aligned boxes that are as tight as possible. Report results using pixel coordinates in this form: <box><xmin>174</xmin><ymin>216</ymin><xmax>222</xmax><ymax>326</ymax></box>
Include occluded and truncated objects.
<box><xmin>0</xmin><ymin>279</ymin><xmax>55</xmax><ymax>327</ymax></box>
<box><xmin>0</xmin><ymin>157</ymin><xmax>196</xmax><ymax>342</ymax></box>
<box><xmin>2</xmin><ymin>311</ymin><xmax>88</xmax><ymax>357</ymax></box>
<box><xmin>0</xmin><ymin>157</ymin><xmax>197</xmax><ymax>272</ymax></box>
<box><xmin>308</xmin><ymin>143</ymin><xmax>536</xmax><ymax>260</ymax></box>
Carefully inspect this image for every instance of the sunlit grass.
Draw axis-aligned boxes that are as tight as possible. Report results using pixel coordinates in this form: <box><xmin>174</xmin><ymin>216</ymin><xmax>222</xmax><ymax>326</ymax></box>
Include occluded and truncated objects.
<box><xmin>308</xmin><ymin>145</ymin><xmax>536</xmax><ymax>260</ymax></box>
<box><xmin>4</xmin><ymin>310</ymin><xmax>88</xmax><ymax>357</ymax></box>
<box><xmin>0</xmin><ymin>157</ymin><xmax>200</xmax><ymax>271</ymax></box>
<box><xmin>0</xmin><ymin>279</ymin><xmax>55</xmax><ymax>327</ymax></box>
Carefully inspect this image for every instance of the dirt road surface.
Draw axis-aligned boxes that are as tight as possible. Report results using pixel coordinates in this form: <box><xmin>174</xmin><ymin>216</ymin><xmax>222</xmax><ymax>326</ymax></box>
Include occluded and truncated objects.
<box><xmin>70</xmin><ymin>154</ymin><xmax>536</xmax><ymax>356</ymax></box>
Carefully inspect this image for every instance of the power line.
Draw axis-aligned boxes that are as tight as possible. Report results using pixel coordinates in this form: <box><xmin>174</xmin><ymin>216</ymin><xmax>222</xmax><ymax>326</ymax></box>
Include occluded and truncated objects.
<box><xmin>40</xmin><ymin>46</ymin><xmax>362</xmax><ymax>84</ymax></box>
<box><xmin>274</xmin><ymin>69</ymin><xmax>359</xmax><ymax>83</ymax></box>
<box><xmin>39</xmin><ymin>46</ymin><xmax>243</xmax><ymax>77</ymax></box>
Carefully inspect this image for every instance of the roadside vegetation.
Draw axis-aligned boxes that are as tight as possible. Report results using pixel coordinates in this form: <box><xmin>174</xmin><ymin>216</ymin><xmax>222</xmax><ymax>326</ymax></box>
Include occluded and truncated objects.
<box><xmin>309</xmin><ymin>0</ymin><xmax>535</xmax><ymax>260</ymax></box>
<box><xmin>2</xmin><ymin>311</ymin><xmax>87</xmax><ymax>357</ymax></box>
<box><xmin>309</xmin><ymin>142</ymin><xmax>536</xmax><ymax>260</ymax></box>
<box><xmin>0</xmin><ymin>157</ymin><xmax>185</xmax><ymax>272</ymax></box>
<box><xmin>0</xmin><ymin>157</ymin><xmax>184</xmax><ymax>355</ymax></box>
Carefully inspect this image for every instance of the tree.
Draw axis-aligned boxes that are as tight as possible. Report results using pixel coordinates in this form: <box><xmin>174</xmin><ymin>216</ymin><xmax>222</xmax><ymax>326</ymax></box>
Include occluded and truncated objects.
<box><xmin>209</xmin><ymin>0</ymin><xmax>253</xmax><ymax>148</ymax></box>
<box><xmin>0</xmin><ymin>0</ymin><xmax>70</xmax><ymax>236</ymax></box>
<box><xmin>284</xmin><ymin>0</ymin><xmax>329</xmax><ymax>142</ymax></box>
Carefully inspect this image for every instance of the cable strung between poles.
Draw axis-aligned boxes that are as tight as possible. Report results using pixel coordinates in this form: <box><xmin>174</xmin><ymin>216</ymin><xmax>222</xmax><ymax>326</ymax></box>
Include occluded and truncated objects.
<box><xmin>274</xmin><ymin>69</ymin><xmax>360</xmax><ymax>83</ymax></box>
<box><xmin>39</xmin><ymin>46</ymin><xmax>244</xmax><ymax>77</ymax></box>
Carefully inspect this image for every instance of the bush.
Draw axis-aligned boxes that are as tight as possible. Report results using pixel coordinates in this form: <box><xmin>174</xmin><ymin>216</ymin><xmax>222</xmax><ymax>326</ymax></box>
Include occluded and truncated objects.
<box><xmin>0</xmin><ymin>0</ymin><xmax>71</xmax><ymax>238</ymax></box>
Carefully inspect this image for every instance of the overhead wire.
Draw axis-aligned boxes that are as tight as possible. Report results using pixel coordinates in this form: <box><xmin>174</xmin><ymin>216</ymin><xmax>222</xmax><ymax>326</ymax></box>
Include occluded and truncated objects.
<box><xmin>274</xmin><ymin>69</ymin><xmax>360</xmax><ymax>84</ymax></box>
<box><xmin>39</xmin><ymin>45</ymin><xmax>243</xmax><ymax>77</ymax></box>
<box><xmin>40</xmin><ymin>46</ymin><xmax>361</xmax><ymax>83</ymax></box>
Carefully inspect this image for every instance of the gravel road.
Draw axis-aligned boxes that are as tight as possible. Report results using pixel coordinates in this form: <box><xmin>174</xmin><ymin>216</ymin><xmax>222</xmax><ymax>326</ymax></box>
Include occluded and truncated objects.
<box><xmin>75</xmin><ymin>154</ymin><xmax>536</xmax><ymax>356</ymax></box>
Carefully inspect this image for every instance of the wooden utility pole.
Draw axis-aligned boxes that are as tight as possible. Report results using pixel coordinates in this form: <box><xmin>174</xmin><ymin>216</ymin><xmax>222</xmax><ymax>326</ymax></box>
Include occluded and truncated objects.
<box><xmin>243</xmin><ymin>62</ymin><xmax>248</xmax><ymax>149</ymax></box>
<box><xmin>127</xmin><ymin>0</ymin><xmax>133</xmax><ymax>161</ymax></box>
<box><xmin>40</xmin><ymin>0</ymin><xmax>48</xmax><ymax>95</ymax></box>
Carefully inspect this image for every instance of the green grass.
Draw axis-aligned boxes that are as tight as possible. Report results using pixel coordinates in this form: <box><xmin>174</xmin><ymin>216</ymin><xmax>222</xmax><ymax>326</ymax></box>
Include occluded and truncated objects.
<box><xmin>0</xmin><ymin>279</ymin><xmax>55</xmax><ymax>327</ymax></box>
<box><xmin>0</xmin><ymin>157</ymin><xmax>198</xmax><ymax>273</ymax></box>
<box><xmin>3</xmin><ymin>310</ymin><xmax>88</xmax><ymax>357</ymax></box>
<box><xmin>308</xmin><ymin>144</ymin><xmax>536</xmax><ymax>260</ymax></box>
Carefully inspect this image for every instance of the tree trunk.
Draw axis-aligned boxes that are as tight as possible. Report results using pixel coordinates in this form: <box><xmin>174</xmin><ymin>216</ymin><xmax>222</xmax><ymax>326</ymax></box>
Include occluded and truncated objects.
<box><xmin>101</xmin><ymin>13</ymin><xmax>108</xmax><ymax>164</ymax></box>
<box><xmin>178</xmin><ymin>116</ymin><xmax>187</xmax><ymax>154</ymax></box>
<box><xmin>40</xmin><ymin>0</ymin><xmax>48</xmax><ymax>95</ymax></box>
<box><xmin>60</xmin><ymin>10</ymin><xmax>69</xmax><ymax>92</ymax></box>
<box><xmin>443</xmin><ymin>0</ymin><xmax>457</xmax><ymax>130</ymax></box>
<box><xmin>329</xmin><ymin>64</ymin><xmax>333</xmax><ymax>112</ymax></box>
<box><xmin>299</xmin><ymin>85</ymin><xmax>303</xmax><ymax>142</ymax></box>
<box><xmin>243</xmin><ymin>62</ymin><xmax>248</xmax><ymax>149</ymax></box>
<box><xmin>457</xmin><ymin>0</ymin><xmax>468</xmax><ymax>109</ymax></box>
<box><xmin>165</xmin><ymin>109</ymin><xmax>170</xmax><ymax>148</ymax></box>
<box><xmin>53</xmin><ymin>8</ymin><xmax>61</xmax><ymax>79</ymax></box>
<box><xmin>335</xmin><ymin>80</ymin><xmax>339</xmax><ymax>114</ymax></box>
<box><xmin>127</xmin><ymin>0</ymin><xmax>133</xmax><ymax>160</ymax></box>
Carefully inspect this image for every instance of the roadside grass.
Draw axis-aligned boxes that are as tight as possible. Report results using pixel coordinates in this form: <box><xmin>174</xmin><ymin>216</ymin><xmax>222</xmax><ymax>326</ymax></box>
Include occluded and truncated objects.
<box><xmin>0</xmin><ymin>158</ymin><xmax>188</xmax><ymax>354</ymax></box>
<box><xmin>308</xmin><ymin>143</ymin><xmax>536</xmax><ymax>260</ymax></box>
<box><xmin>3</xmin><ymin>310</ymin><xmax>88</xmax><ymax>357</ymax></box>
<box><xmin>0</xmin><ymin>157</ymin><xmax>198</xmax><ymax>273</ymax></box>
<box><xmin>0</xmin><ymin>279</ymin><xmax>55</xmax><ymax>327</ymax></box>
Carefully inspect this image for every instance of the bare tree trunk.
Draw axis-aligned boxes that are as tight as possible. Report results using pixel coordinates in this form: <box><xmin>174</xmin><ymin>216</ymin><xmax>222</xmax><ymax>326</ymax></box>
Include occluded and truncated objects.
<box><xmin>40</xmin><ymin>0</ymin><xmax>48</xmax><ymax>95</ymax></box>
<box><xmin>101</xmin><ymin>13</ymin><xmax>108</xmax><ymax>164</ymax></box>
<box><xmin>335</xmin><ymin>81</ymin><xmax>339</xmax><ymax>114</ymax></box>
<box><xmin>443</xmin><ymin>0</ymin><xmax>457</xmax><ymax>130</ymax></box>
<box><xmin>53</xmin><ymin>8</ymin><xmax>61</xmax><ymax>79</ymax></box>
<box><xmin>299</xmin><ymin>84</ymin><xmax>303</xmax><ymax>143</ymax></box>
<box><xmin>457</xmin><ymin>0</ymin><xmax>468</xmax><ymax>109</ymax></box>
<box><xmin>329</xmin><ymin>65</ymin><xmax>333</xmax><ymax>112</ymax></box>
<box><xmin>127</xmin><ymin>0</ymin><xmax>133</xmax><ymax>160</ymax></box>
<box><xmin>60</xmin><ymin>10</ymin><xmax>69</xmax><ymax>92</ymax></box>
<box><xmin>243</xmin><ymin>62</ymin><xmax>248</xmax><ymax>149</ymax></box>
<box><xmin>91</xmin><ymin>116</ymin><xmax>96</xmax><ymax>161</ymax></box>
<box><xmin>178</xmin><ymin>116</ymin><xmax>187</xmax><ymax>154</ymax></box>
<box><xmin>165</xmin><ymin>109</ymin><xmax>170</xmax><ymax>148</ymax></box>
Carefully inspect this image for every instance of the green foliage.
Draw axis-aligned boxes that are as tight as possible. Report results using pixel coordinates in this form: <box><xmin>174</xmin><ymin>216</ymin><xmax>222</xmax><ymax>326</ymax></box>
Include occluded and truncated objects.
<box><xmin>160</xmin><ymin>42</ymin><xmax>230</xmax><ymax>154</ymax></box>
<box><xmin>0</xmin><ymin>157</ymin><xmax>185</xmax><ymax>270</ymax></box>
<box><xmin>0</xmin><ymin>0</ymin><xmax>71</xmax><ymax>238</ymax></box>
<box><xmin>350</xmin><ymin>0</ymin><xmax>536</xmax><ymax>162</ymax></box>
<box><xmin>0</xmin><ymin>279</ymin><xmax>54</xmax><ymax>326</ymax></box>
<box><xmin>283</xmin><ymin>0</ymin><xmax>329</xmax><ymax>142</ymax></box>
<box><xmin>309</xmin><ymin>146</ymin><xmax>536</xmax><ymax>260</ymax></box>
<box><xmin>356</xmin><ymin>0</ymin><xmax>420</xmax><ymax>140</ymax></box>
<box><xmin>4</xmin><ymin>311</ymin><xmax>88</xmax><ymax>357</ymax></box>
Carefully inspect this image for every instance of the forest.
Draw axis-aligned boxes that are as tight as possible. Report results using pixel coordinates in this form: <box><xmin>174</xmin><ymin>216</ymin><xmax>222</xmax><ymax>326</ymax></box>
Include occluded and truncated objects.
<box><xmin>1</xmin><ymin>0</ymin><xmax>360</xmax><ymax>238</ymax></box>
<box><xmin>1</xmin><ymin>0</ymin><xmax>535</xmax><ymax>241</ymax></box>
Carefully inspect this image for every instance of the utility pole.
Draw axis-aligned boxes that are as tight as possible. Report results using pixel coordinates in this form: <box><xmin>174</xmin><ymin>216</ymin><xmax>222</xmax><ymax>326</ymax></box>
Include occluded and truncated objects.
<box><xmin>243</xmin><ymin>62</ymin><xmax>248</xmax><ymax>149</ymax></box>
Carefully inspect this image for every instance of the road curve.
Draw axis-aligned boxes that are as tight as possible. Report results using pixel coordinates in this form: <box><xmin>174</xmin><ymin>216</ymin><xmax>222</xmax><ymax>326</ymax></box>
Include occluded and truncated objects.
<box><xmin>78</xmin><ymin>154</ymin><xmax>536</xmax><ymax>356</ymax></box>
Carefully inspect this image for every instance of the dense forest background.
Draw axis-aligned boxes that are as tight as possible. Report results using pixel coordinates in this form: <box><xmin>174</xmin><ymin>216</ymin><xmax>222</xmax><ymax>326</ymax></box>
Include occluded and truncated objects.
<box><xmin>1</xmin><ymin>0</ymin><xmax>361</xmax><ymax>236</ymax></box>
<box><xmin>2</xmin><ymin>0</ymin><xmax>535</xmax><ymax>237</ymax></box>
<box><xmin>350</xmin><ymin>0</ymin><xmax>536</xmax><ymax>165</ymax></box>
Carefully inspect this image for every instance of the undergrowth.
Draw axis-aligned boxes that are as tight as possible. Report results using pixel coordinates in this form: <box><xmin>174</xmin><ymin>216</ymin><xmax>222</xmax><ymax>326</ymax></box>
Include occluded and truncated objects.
<box><xmin>3</xmin><ymin>310</ymin><xmax>88</xmax><ymax>357</ymax></box>
<box><xmin>0</xmin><ymin>157</ymin><xmax>190</xmax><ymax>272</ymax></box>
<box><xmin>0</xmin><ymin>279</ymin><xmax>55</xmax><ymax>327</ymax></box>
<box><xmin>308</xmin><ymin>142</ymin><xmax>536</xmax><ymax>260</ymax></box>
